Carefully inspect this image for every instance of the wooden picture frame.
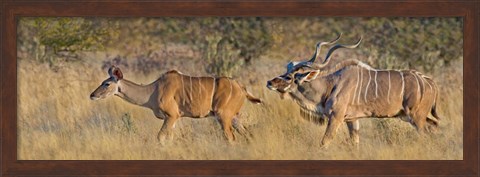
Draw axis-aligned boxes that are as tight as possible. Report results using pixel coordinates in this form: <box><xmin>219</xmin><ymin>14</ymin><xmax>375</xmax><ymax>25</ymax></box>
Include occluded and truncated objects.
<box><xmin>1</xmin><ymin>1</ymin><xmax>478</xmax><ymax>176</ymax></box>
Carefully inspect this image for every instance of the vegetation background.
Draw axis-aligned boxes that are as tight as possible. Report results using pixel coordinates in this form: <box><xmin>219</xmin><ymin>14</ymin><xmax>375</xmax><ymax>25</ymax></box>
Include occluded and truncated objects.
<box><xmin>17</xmin><ymin>17</ymin><xmax>463</xmax><ymax>160</ymax></box>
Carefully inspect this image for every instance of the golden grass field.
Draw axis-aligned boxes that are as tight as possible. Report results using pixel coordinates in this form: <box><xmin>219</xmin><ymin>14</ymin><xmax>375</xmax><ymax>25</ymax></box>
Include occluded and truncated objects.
<box><xmin>17</xmin><ymin>51</ymin><xmax>463</xmax><ymax>160</ymax></box>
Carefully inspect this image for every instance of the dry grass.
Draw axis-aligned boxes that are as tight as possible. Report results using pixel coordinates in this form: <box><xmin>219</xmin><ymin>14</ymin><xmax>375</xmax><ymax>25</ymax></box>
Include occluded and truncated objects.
<box><xmin>17</xmin><ymin>57</ymin><xmax>463</xmax><ymax>160</ymax></box>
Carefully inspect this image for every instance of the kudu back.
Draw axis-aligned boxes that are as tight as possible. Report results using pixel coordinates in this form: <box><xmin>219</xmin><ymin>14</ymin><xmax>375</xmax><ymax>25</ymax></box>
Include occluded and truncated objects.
<box><xmin>90</xmin><ymin>67</ymin><xmax>261</xmax><ymax>143</ymax></box>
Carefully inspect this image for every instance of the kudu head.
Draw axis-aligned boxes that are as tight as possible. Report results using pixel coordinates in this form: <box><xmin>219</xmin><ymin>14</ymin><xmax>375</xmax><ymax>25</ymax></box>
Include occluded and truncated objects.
<box><xmin>90</xmin><ymin>66</ymin><xmax>124</xmax><ymax>100</ymax></box>
<box><xmin>266</xmin><ymin>34</ymin><xmax>342</xmax><ymax>98</ymax></box>
<box><xmin>293</xmin><ymin>36</ymin><xmax>362</xmax><ymax>85</ymax></box>
<box><xmin>266</xmin><ymin>34</ymin><xmax>362</xmax><ymax>98</ymax></box>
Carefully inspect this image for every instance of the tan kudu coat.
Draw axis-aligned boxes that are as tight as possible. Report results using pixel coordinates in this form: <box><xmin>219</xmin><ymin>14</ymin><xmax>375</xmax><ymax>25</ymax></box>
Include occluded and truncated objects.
<box><xmin>91</xmin><ymin>66</ymin><xmax>261</xmax><ymax>143</ymax></box>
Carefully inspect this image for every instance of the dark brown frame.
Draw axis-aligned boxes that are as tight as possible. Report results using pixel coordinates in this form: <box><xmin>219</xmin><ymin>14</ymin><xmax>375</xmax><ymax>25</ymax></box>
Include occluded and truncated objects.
<box><xmin>1</xmin><ymin>1</ymin><xmax>478</xmax><ymax>176</ymax></box>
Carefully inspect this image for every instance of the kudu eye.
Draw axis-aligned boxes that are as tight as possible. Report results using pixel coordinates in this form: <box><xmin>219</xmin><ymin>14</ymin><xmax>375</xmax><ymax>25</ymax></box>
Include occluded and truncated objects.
<box><xmin>284</xmin><ymin>76</ymin><xmax>292</xmax><ymax>81</ymax></box>
<box><xmin>104</xmin><ymin>83</ymin><xmax>110</xmax><ymax>87</ymax></box>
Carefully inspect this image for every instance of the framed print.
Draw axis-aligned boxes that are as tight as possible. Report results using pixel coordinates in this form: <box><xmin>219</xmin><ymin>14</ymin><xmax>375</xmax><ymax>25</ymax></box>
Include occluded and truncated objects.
<box><xmin>1</xmin><ymin>1</ymin><xmax>479</xmax><ymax>176</ymax></box>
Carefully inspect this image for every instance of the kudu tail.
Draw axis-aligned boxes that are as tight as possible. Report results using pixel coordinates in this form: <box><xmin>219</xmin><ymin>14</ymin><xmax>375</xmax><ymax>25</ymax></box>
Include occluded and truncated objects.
<box><xmin>246</xmin><ymin>93</ymin><xmax>262</xmax><ymax>104</ymax></box>
<box><xmin>426</xmin><ymin>88</ymin><xmax>441</xmax><ymax>128</ymax></box>
<box><xmin>426</xmin><ymin>103</ymin><xmax>440</xmax><ymax>131</ymax></box>
<box><xmin>430</xmin><ymin>82</ymin><xmax>441</xmax><ymax>120</ymax></box>
<box><xmin>239</xmin><ymin>83</ymin><xmax>262</xmax><ymax>104</ymax></box>
<box><xmin>431</xmin><ymin>100</ymin><xmax>441</xmax><ymax>120</ymax></box>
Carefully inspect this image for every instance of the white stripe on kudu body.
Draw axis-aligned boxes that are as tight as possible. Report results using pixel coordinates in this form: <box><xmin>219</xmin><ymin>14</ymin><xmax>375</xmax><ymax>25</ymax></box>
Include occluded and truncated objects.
<box><xmin>412</xmin><ymin>71</ymin><xmax>421</xmax><ymax>99</ymax></box>
<box><xmin>418</xmin><ymin>73</ymin><xmax>426</xmax><ymax>92</ymax></box>
<box><xmin>226</xmin><ymin>79</ymin><xmax>233</xmax><ymax>104</ymax></box>
<box><xmin>424</xmin><ymin>75</ymin><xmax>433</xmax><ymax>91</ymax></box>
<box><xmin>198</xmin><ymin>78</ymin><xmax>202</xmax><ymax>99</ymax></box>
<box><xmin>352</xmin><ymin>66</ymin><xmax>360</xmax><ymax>105</ymax></box>
<box><xmin>418</xmin><ymin>73</ymin><xmax>426</xmax><ymax>100</ymax></box>
<box><xmin>189</xmin><ymin>76</ymin><xmax>194</xmax><ymax>100</ymax></box>
<box><xmin>364</xmin><ymin>69</ymin><xmax>371</xmax><ymax>103</ymax></box>
<box><xmin>387</xmin><ymin>71</ymin><xmax>391</xmax><ymax>103</ymax></box>
<box><xmin>357</xmin><ymin>68</ymin><xmax>363</xmax><ymax>104</ymax></box>
<box><xmin>181</xmin><ymin>76</ymin><xmax>186</xmax><ymax>104</ymax></box>
<box><xmin>211</xmin><ymin>77</ymin><xmax>216</xmax><ymax>108</ymax></box>
<box><xmin>374</xmin><ymin>70</ymin><xmax>378</xmax><ymax>98</ymax></box>
<box><xmin>414</xmin><ymin>71</ymin><xmax>427</xmax><ymax>99</ymax></box>
<box><xmin>399</xmin><ymin>71</ymin><xmax>405</xmax><ymax>98</ymax></box>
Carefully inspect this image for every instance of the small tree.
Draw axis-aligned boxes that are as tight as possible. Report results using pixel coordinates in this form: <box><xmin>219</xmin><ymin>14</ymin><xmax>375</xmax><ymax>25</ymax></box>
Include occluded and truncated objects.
<box><xmin>18</xmin><ymin>17</ymin><xmax>119</xmax><ymax>66</ymax></box>
<box><xmin>216</xmin><ymin>17</ymin><xmax>273</xmax><ymax>65</ymax></box>
<box><xmin>156</xmin><ymin>17</ymin><xmax>273</xmax><ymax>77</ymax></box>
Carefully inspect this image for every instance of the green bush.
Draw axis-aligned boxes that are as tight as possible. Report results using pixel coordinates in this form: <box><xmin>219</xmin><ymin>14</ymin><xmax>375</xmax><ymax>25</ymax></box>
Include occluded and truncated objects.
<box><xmin>18</xmin><ymin>17</ymin><xmax>119</xmax><ymax>66</ymax></box>
<box><xmin>359</xmin><ymin>17</ymin><xmax>463</xmax><ymax>72</ymax></box>
<box><xmin>160</xmin><ymin>17</ymin><xmax>273</xmax><ymax>77</ymax></box>
<box><xmin>18</xmin><ymin>17</ymin><xmax>461</xmax><ymax>74</ymax></box>
<box><xmin>101</xmin><ymin>17</ymin><xmax>273</xmax><ymax>77</ymax></box>
<box><xmin>264</xmin><ymin>17</ymin><xmax>462</xmax><ymax>73</ymax></box>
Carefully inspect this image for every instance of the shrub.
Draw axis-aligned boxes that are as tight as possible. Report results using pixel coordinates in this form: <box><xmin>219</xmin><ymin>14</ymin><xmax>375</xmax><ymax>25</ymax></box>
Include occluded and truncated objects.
<box><xmin>96</xmin><ymin>17</ymin><xmax>273</xmax><ymax>77</ymax></box>
<box><xmin>18</xmin><ymin>17</ymin><xmax>119</xmax><ymax>66</ymax></box>
<box><xmin>152</xmin><ymin>17</ymin><xmax>274</xmax><ymax>77</ymax></box>
<box><xmin>121</xmin><ymin>113</ymin><xmax>137</xmax><ymax>134</ymax></box>
<box><xmin>359</xmin><ymin>17</ymin><xmax>463</xmax><ymax>72</ymax></box>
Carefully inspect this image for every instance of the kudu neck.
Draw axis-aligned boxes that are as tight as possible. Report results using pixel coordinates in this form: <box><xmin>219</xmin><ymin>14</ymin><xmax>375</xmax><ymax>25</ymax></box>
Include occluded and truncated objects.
<box><xmin>115</xmin><ymin>79</ymin><xmax>156</xmax><ymax>107</ymax></box>
<box><xmin>288</xmin><ymin>77</ymin><xmax>334</xmax><ymax>114</ymax></box>
<box><xmin>288</xmin><ymin>90</ymin><xmax>324</xmax><ymax>114</ymax></box>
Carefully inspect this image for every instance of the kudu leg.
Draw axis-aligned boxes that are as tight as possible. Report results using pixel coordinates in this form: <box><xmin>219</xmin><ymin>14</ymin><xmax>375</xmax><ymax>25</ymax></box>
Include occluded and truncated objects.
<box><xmin>346</xmin><ymin>120</ymin><xmax>360</xmax><ymax>145</ymax></box>
<box><xmin>411</xmin><ymin>110</ymin><xmax>429</xmax><ymax>133</ymax></box>
<box><xmin>321</xmin><ymin>112</ymin><xmax>345</xmax><ymax>149</ymax></box>
<box><xmin>321</xmin><ymin>94</ymin><xmax>349</xmax><ymax>148</ymax></box>
<box><xmin>232</xmin><ymin>115</ymin><xmax>254</xmax><ymax>142</ymax></box>
<box><xmin>403</xmin><ymin>106</ymin><xmax>428</xmax><ymax>133</ymax></box>
<box><xmin>425</xmin><ymin>116</ymin><xmax>439</xmax><ymax>133</ymax></box>
<box><xmin>157</xmin><ymin>116</ymin><xmax>179</xmax><ymax>143</ymax></box>
<box><xmin>216</xmin><ymin>113</ymin><xmax>236</xmax><ymax>144</ymax></box>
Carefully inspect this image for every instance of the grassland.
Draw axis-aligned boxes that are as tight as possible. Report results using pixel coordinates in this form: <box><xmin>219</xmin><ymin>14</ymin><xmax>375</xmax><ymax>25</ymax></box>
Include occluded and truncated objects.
<box><xmin>17</xmin><ymin>17</ymin><xmax>463</xmax><ymax>160</ymax></box>
<box><xmin>17</xmin><ymin>51</ymin><xmax>463</xmax><ymax>160</ymax></box>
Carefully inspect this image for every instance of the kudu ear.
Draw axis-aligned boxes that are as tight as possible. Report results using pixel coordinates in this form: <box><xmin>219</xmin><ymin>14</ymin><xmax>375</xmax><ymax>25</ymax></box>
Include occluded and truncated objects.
<box><xmin>108</xmin><ymin>66</ymin><xmax>123</xmax><ymax>80</ymax></box>
<box><xmin>296</xmin><ymin>70</ymin><xmax>319</xmax><ymax>84</ymax></box>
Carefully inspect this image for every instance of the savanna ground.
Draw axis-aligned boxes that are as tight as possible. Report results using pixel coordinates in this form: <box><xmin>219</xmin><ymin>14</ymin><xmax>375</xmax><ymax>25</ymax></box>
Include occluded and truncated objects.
<box><xmin>17</xmin><ymin>17</ymin><xmax>463</xmax><ymax>160</ymax></box>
